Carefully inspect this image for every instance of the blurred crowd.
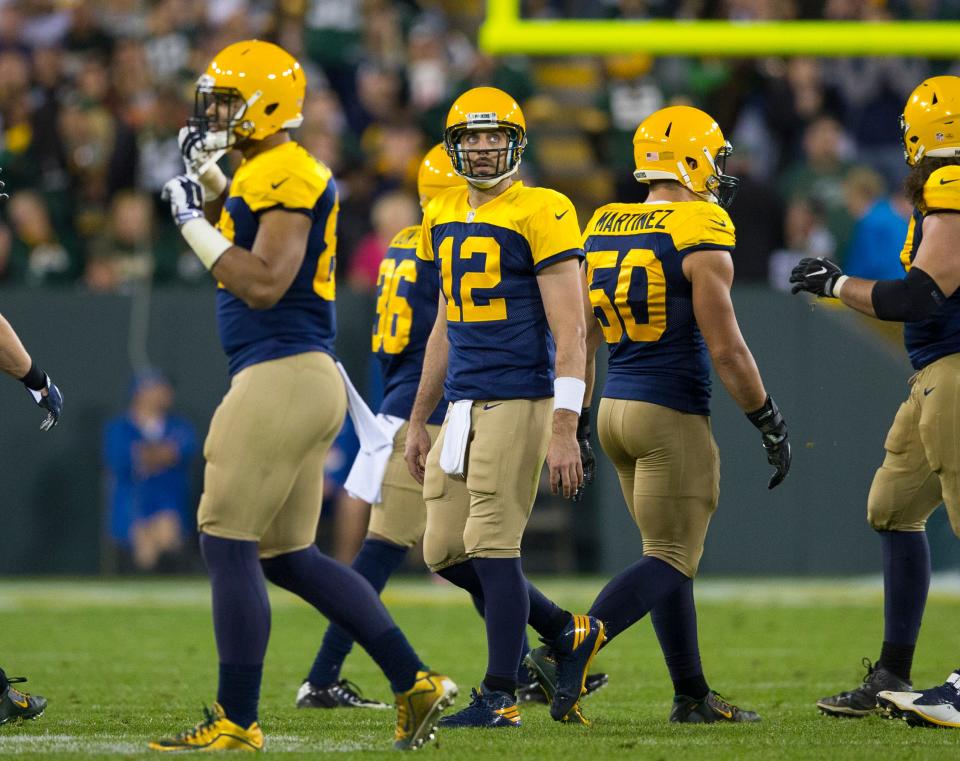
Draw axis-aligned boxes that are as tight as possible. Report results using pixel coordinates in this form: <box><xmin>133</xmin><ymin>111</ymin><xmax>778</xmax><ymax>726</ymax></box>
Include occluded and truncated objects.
<box><xmin>0</xmin><ymin>0</ymin><xmax>957</xmax><ymax>293</ymax></box>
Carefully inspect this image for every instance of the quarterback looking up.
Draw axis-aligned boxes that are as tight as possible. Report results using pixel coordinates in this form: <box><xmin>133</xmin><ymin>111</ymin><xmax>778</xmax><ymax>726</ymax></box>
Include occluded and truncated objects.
<box><xmin>404</xmin><ymin>87</ymin><xmax>604</xmax><ymax>728</ymax></box>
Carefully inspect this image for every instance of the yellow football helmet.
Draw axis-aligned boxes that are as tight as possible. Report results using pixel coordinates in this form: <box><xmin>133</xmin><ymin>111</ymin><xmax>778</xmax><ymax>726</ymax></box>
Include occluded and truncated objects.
<box><xmin>900</xmin><ymin>76</ymin><xmax>960</xmax><ymax>166</ymax></box>
<box><xmin>417</xmin><ymin>143</ymin><xmax>464</xmax><ymax>208</ymax></box>
<box><xmin>632</xmin><ymin>105</ymin><xmax>739</xmax><ymax>208</ymax></box>
<box><xmin>443</xmin><ymin>87</ymin><xmax>526</xmax><ymax>189</ymax></box>
<box><xmin>190</xmin><ymin>39</ymin><xmax>305</xmax><ymax>149</ymax></box>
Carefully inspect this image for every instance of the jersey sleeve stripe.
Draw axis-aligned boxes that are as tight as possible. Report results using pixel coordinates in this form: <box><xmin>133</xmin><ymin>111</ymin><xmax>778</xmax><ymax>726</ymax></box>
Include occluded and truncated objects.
<box><xmin>533</xmin><ymin>247</ymin><xmax>585</xmax><ymax>272</ymax></box>
<box><xmin>675</xmin><ymin>242</ymin><xmax>735</xmax><ymax>257</ymax></box>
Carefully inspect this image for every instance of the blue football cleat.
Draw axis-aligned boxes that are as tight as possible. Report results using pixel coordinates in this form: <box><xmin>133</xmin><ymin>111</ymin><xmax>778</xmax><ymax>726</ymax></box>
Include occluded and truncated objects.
<box><xmin>438</xmin><ymin>685</ymin><xmax>521</xmax><ymax>728</ymax></box>
<box><xmin>548</xmin><ymin>615</ymin><xmax>606</xmax><ymax>722</ymax></box>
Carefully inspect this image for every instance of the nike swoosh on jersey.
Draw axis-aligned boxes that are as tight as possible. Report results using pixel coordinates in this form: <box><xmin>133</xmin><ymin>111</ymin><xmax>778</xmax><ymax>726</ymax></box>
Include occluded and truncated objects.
<box><xmin>555</xmin><ymin>210</ymin><xmax>569</xmax><ymax>220</ymax></box>
<box><xmin>939</xmin><ymin>177</ymin><xmax>960</xmax><ymax>185</ymax></box>
<box><xmin>482</xmin><ymin>402</ymin><xmax>503</xmax><ymax>410</ymax></box>
<box><xmin>271</xmin><ymin>178</ymin><xmax>289</xmax><ymax>190</ymax></box>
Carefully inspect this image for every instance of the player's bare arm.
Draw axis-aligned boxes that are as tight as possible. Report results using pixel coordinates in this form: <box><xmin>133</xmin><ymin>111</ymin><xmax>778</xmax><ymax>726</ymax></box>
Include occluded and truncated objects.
<box><xmin>211</xmin><ymin>209</ymin><xmax>311</xmax><ymax>309</ymax></box>
<box><xmin>685</xmin><ymin>250</ymin><xmax>766</xmax><ymax>412</ymax></box>
<box><xmin>404</xmin><ymin>296</ymin><xmax>449</xmax><ymax>484</ymax></box>
<box><xmin>0</xmin><ymin>313</ymin><xmax>32</xmax><ymax>379</ymax></box>
<box><xmin>538</xmin><ymin>257</ymin><xmax>587</xmax><ymax>499</ymax></box>
<box><xmin>687</xmin><ymin>249</ymin><xmax>790</xmax><ymax>489</ymax></box>
<box><xmin>582</xmin><ymin>263</ymin><xmax>602</xmax><ymax>405</ymax></box>
<box><xmin>0</xmin><ymin>312</ymin><xmax>63</xmax><ymax>430</ymax></box>
<box><xmin>791</xmin><ymin>213</ymin><xmax>960</xmax><ymax>321</ymax></box>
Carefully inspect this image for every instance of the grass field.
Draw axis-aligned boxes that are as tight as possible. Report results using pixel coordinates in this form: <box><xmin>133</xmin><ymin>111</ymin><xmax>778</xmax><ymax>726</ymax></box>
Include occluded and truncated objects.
<box><xmin>1</xmin><ymin>576</ymin><xmax>959</xmax><ymax>759</ymax></box>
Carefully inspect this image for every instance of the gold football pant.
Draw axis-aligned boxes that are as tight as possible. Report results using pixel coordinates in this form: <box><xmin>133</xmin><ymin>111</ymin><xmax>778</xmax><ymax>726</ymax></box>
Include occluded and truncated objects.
<box><xmin>197</xmin><ymin>352</ymin><xmax>346</xmax><ymax>558</ymax></box>
<box><xmin>598</xmin><ymin>398</ymin><xmax>719</xmax><ymax>578</ymax></box>
<box><xmin>422</xmin><ymin>398</ymin><xmax>552</xmax><ymax>571</ymax></box>
<box><xmin>367</xmin><ymin>422</ymin><xmax>441</xmax><ymax>547</ymax></box>
<box><xmin>867</xmin><ymin>353</ymin><xmax>960</xmax><ymax>535</ymax></box>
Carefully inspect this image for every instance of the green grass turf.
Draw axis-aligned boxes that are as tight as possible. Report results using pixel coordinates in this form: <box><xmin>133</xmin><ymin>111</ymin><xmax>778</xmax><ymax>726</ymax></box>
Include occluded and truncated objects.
<box><xmin>1</xmin><ymin>576</ymin><xmax>960</xmax><ymax>759</ymax></box>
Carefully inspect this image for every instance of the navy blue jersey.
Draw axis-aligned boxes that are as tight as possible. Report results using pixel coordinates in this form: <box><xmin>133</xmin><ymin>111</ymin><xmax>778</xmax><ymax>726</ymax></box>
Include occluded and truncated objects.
<box><xmin>215</xmin><ymin>141</ymin><xmax>337</xmax><ymax>376</ymax></box>
<box><xmin>899</xmin><ymin>164</ymin><xmax>960</xmax><ymax>370</ymax></box>
<box><xmin>583</xmin><ymin>201</ymin><xmax>736</xmax><ymax>415</ymax></box>
<box><xmin>417</xmin><ymin>182</ymin><xmax>583</xmax><ymax>402</ymax></box>
<box><xmin>373</xmin><ymin>225</ymin><xmax>444</xmax><ymax>424</ymax></box>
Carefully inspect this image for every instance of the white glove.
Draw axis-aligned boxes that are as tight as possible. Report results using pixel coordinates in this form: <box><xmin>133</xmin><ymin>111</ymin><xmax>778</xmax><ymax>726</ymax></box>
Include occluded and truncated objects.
<box><xmin>161</xmin><ymin>174</ymin><xmax>205</xmax><ymax>227</ymax></box>
<box><xmin>178</xmin><ymin>127</ymin><xmax>227</xmax><ymax>201</ymax></box>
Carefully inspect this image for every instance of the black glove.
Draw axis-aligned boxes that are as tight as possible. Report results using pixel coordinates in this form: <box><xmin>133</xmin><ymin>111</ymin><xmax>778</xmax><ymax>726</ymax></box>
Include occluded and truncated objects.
<box><xmin>572</xmin><ymin>407</ymin><xmax>595</xmax><ymax>503</ymax></box>
<box><xmin>746</xmin><ymin>395</ymin><xmax>790</xmax><ymax>490</ymax></box>
<box><xmin>21</xmin><ymin>363</ymin><xmax>63</xmax><ymax>431</ymax></box>
<box><xmin>789</xmin><ymin>257</ymin><xmax>844</xmax><ymax>297</ymax></box>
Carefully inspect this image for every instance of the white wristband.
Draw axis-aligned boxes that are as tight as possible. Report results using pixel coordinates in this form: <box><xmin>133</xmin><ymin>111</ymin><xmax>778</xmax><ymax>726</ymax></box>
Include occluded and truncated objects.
<box><xmin>831</xmin><ymin>275</ymin><xmax>849</xmax><ymax>298</ymax></box>
<box><xmin>198</xmin><ymin>165</ymin><xmax>228</xmax><ymax>202</ymax></box>
<box><xmin>181</xmin><ymin>218</ymin><xmax>233</xmax><ymax>271</ymax></box>
<box><xmin>554</xmin><ymin>376</ymin><xmax>586</xmax><ymax>413</ymax></box>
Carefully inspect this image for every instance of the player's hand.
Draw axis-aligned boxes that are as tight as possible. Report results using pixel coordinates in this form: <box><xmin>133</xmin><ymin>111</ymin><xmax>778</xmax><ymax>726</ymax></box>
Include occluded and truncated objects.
<box><xmin>404</xmin><ymin>422</ymin><xmax>432</xmax><ymax>485</ymax></box>
<box><xmin>746</xmin><ymin>395</ymin><xmax>791</xmax><ymax>490</ymax></box>
<box><xmin>789</xmin><ymin>257</ymin><xmax>844</xmax><ymax>297</ymax></box>
<box><xmin>161</xmin><ymin>175</ymin><xmax>204</xmax><ymax>227</ymax></box>
<box><xmin>547</xmin><ymin>410</ymin><xmax>584</xmax><ymax>500</ymax></box>
<box><xmin>25</xmin><ymin>372</ymin><xmax>63</xmax><ymax>431</ymax></box>
<box><xmin>178</xmin><ymin>127</ymin><xmax>227</xmax><ymax>199</ymax></box>
<box><xmin>572</xmin><ymin>407</ymin><xmax>595</xmax><ymax>503</ymax></box>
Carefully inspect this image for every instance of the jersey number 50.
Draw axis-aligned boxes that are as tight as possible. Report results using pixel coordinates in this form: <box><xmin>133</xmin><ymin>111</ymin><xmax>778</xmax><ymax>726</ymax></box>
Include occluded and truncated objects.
<box><xmin>437</xmin><ymin>236</ymin><xmax>507</xmax><ymax>323</ymax></box>
<box><xmin>587</xmin><ymin>248</ymin><xmax>666</xmax><ymax>342</ymax></box>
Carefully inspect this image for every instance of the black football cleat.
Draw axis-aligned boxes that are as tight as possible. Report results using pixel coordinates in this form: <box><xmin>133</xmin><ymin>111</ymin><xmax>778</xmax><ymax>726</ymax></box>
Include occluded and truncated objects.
<box><xmin>0</xmin><ymin>670</ymin><xmax>47</xmax><ymax>725</ymax></box>
<box><xmin>669</xmin><ymin>691</ymin><xmax>760</xmax><ymax>723</ymax></box>
<box><xmin>817</xmin><ymin>658</ymin><xmax>911</xmax><ymax>718</ymax></box>
<box><xmin>295</xmin><ymin>679</ymin><xmax>390</xmax><ymax>709</ymax></box>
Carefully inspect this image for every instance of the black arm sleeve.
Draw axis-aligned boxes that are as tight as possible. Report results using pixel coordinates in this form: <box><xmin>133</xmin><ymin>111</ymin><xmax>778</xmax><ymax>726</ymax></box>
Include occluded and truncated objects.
<box><xmin>870</xmin><ymin>266</ymin><xmax>946</xmax><ymax>322</ymax></box>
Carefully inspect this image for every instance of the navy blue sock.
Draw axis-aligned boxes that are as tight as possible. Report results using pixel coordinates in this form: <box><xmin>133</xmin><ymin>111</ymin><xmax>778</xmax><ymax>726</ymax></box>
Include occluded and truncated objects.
<box><xmin>261</xmin><ymin>546</ymin><xmax>423</xmax><ymax>693</ymax></box>
<box><xmin>527</xmin><ymin>582</ymin><xmax>572</xmax><ymax>641</ymax></box>
<box><xmin>440</xmin><ymin>561</ymin><xmax>570</xmax><ymax>642</ymax></box>
<box><xmin>589</xmin><ymin>556</ymin><xmax>688</xmax><ymax>642</ymax></box>
<box><xmin>200</xmin><ymin>533</ymin><xmax>270</xmax><ymax>728</ymax></box>
<box><xmin>471</xmin><ymin>593</ymin><xmax>532</xmax><ymax>684</ymax></box>
<box><xmin>307</xmin><ymin>539</ymin><xmax>408</xmax><ymax>687</ymax></box>
<box><xmin>473</xmin><ymin>557</ymin><xmax>529</xmax><ymax>695</ymax></box>
<box><xmin>878</xmin><ymin>530</ymin><xmax>930</xmax><ymax>681</ymax></box>
<box><xmin>651</xmin><ymin>578</ymin><xmax>708</xmax><ymax>699</ymax></box>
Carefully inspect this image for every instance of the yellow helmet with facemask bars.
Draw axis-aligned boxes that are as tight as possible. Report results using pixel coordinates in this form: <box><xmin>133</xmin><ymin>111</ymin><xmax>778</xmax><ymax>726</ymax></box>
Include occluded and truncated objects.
<box><xmin>417</xmin><ymin>143</ymin><xmax>464</xmax><ymax>208</ymax></box>
<box><xmin>190</xmin><ymin>39</ymin><xmax>305</xmax><ymax>150</ymax></box>
<box><xmin>444</xmin><ymin>87</ymin><xmax>526</xmax><ymax>189</ymax></box>
<box><xmin>632</xmin><ymin>105</ymin><xmax>739</xmax><ymax>208</ymax></box>
<box><xmin>900</xmin><ymin>76</ymin><xmax>960</xmax><ymax>167</ymax></box>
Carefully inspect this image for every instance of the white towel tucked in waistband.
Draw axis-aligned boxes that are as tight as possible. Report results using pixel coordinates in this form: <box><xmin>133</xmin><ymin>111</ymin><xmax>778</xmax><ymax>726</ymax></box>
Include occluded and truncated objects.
<box><xmin>336</xmin><ymin>362</ymin><xmax>396</xmax><ymax>503</ymax></box>
<box><xmin>344</xmin><ymin>413</ymin><xmax>405</xmax><ymax>504</ymax></box>
<box><xmin>439</xmin><ymin>399</ymin><xmax>473</xmax><ymax>476</ymax></box>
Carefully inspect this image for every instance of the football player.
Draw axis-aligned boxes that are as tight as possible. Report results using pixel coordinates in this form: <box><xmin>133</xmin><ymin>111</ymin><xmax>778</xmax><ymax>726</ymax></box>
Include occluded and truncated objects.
<box><xmin>296</xmin><ymin>145</ymin><xmax>608</xmax><ymax>711</ymax></box>
<box><xmin>404</xmin><ymin>87</ymin><xmax>605</xmax><ymax>728</ymax></box>
<box><xmin>294</xmin><ymin>144</ymin><xmax>463</xmax><ymax>710</ymax></box>
<box><xmin>792</xmin><ymin>76</ymin><xmax>960</xmax><ymax>724</ymax></box>
<box><xmin>0</xmin><ymin>306</ymin><xmax>62</xmax><ymax>726</ymax></box>
<box><xmin>152</xmin><ymin>41</ymin><xmax>455</xmax><ymax>752</ymax></box>
<box><xmin>529</xmin><ymin>105</ymin><xmax>791</xmax><ymax>724</ymax></box>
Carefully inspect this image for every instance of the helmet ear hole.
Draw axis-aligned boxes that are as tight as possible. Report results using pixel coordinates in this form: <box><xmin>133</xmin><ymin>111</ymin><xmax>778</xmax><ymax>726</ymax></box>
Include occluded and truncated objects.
<box><xmin>686</xmin><ymin>156</ymin><xmax>698</xmax><ymax>170</ymax></box>
<box><xmin>910</xmin><ymin>135</ymin><xmax>919</xmax><ymax>143</ymax></box>
<box><xmin>933</xmin><ymin>93</ymin><xmax>939</xmax><ymax>105</ymax></box>
<box><xmin>264</xmin><ymin>103</ymin><xmax>279</xmax><ymax>116</ymax></box>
